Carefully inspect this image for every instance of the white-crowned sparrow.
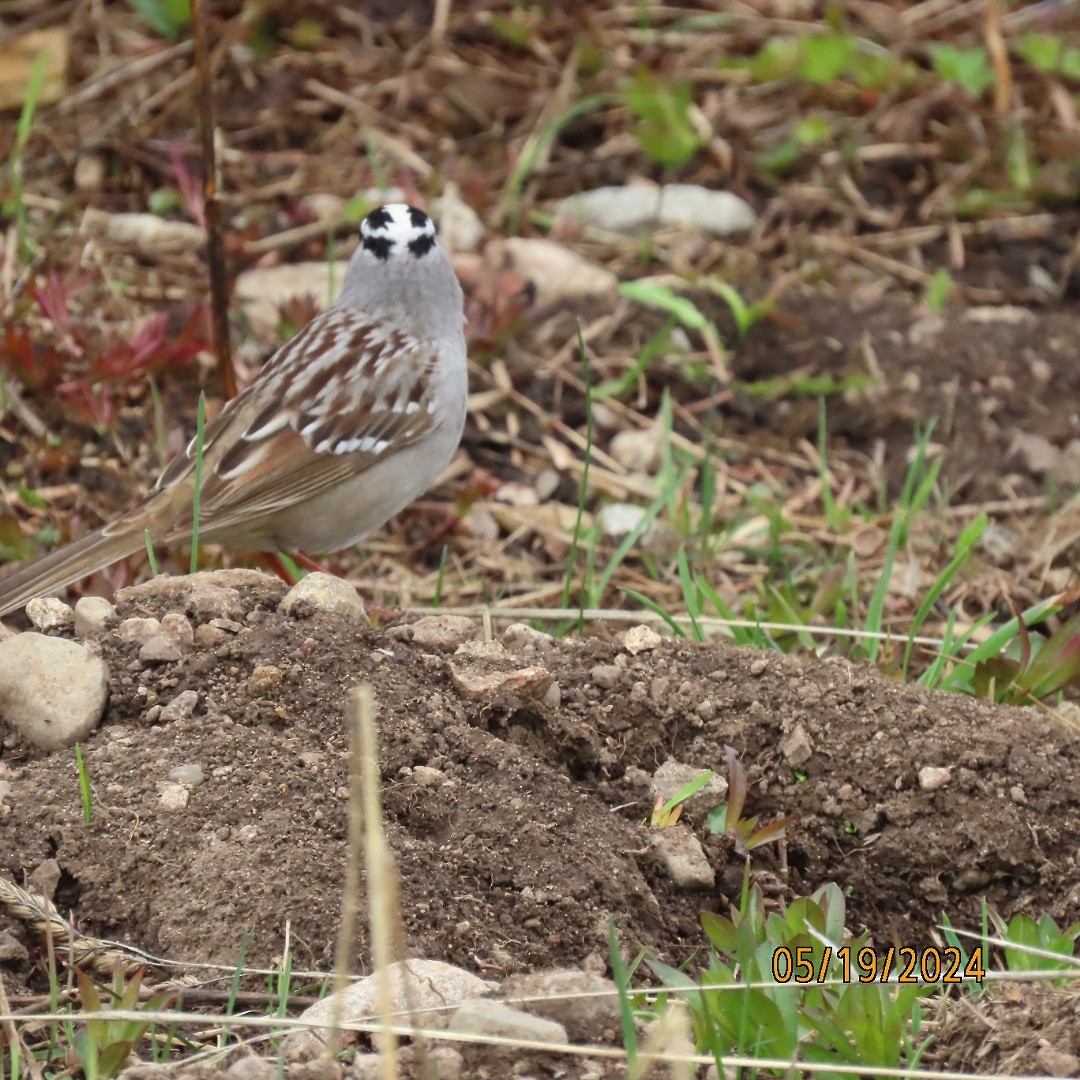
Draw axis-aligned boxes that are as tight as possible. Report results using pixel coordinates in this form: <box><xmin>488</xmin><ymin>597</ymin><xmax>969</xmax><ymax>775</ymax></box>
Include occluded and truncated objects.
<box><xmin>0</xmin><ymin>203</ymin><xmax>468</xmax><ymax>616</ymax></box>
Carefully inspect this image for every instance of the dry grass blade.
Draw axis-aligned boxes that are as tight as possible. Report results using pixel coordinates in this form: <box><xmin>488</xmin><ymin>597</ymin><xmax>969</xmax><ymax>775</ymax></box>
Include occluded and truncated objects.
<box><xmin>0</xmin><ymin>876</ymin><xmax>150</xmax><ymax>975</ymax></box>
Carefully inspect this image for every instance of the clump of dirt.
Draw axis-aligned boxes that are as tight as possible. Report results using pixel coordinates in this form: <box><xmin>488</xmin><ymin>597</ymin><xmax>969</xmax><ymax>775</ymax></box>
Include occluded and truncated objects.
<box><xmin>2</xmin><ymin>573</ymin><xmax>1078</xmax><ymax>994</ymax></box>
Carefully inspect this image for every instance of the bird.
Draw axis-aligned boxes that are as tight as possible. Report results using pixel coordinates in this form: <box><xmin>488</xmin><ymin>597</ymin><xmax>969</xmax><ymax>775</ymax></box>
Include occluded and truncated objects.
<box><xmin>0</xmin><ymin>203</ymin><xmax>468</xmax><ymax>618</ymax></box>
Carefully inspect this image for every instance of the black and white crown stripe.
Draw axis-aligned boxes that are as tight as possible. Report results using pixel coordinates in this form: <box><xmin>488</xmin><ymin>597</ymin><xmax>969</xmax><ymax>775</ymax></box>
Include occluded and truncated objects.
<box><xmin>360</xmin><ymin>204</ymin><xmax>437</xmax><ymax>260</ymax></box>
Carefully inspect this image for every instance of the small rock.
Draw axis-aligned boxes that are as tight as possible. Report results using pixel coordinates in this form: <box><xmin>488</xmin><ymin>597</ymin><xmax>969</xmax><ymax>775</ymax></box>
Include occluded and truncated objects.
<box><xmin>29</xmin><ymin>858</ymin><xmax>61</xmax><ymax>900</ymax></box>
<box><xmin>74</xmin><ymin>596</ymin><xmax>114</xmax><ymax>637</ymax></box>
<box><xmin>621</xmin><ymin>624</ymin><xmax>661</xmax><ymax>654</ymax></box>
<box><xmin>433</xmin><ymin>186</ymin><xmax>485</xmax><ymax>252</ymax></box>
<box><xmin>534</xmin><ymin>469</ymin><xmax>561</xmax><ymax>501</ymax></box>
<box><xmin>159</xmin><ymin>613</ymin><xmax>193</xmax><ymax>648</ymax></box>
<box><xmin>389</xmin><ymin>615</ymin><xmax>476</xmax><ymax>650</ymax></box>
<box><xmin>1037</xmin><ymin>1044</ymin><xmax>1080</xmax><ymax>1078</ymax></box>
<box><xmin>411</xmin><ymin>765</ymin><xmax>446</xmax><ymax>787</ymax></box>
<box><xmin>1009</xmin><ymin>784</ymin><xmax>1027</xmax><ymax>804</ymax></box>
<box><xmin>139</xmin><ymin>636</ymin><xmax>182</xmax><ymax>664</ymax></box>
<box><xmin>610</xmin><ymin>428</ymin><xmax>661</xmax><ymax>474</ymax></box>
<box><xmin>1010</xmin><ymin>432</ymin><xmax>1061</xmax><ymax>477</ymax></box>
<box><xmin>118</xmin><ymin>569</ymin><xmax>282</xmax><ymax>608</ymax></box>
<box><xmin>502</xmin><ymin>623</ymin><xmax>554</xmax><ymax>652</ymax></box>
<box><xmin>81</xmin><ymin>207</ymin><xmax>204</xmax><ymax>254</ymax></box>
<box><xmin>454</xmin><ymin>640</ymin><xmax>509</xmax><ymax>661</ymax></box>
<box><xmin>234</xmin><ymin>262</ymin><xmax>348</xmax><ymax>337</ymax></box>
<box><xmin>224</xmin><ymin>1056</ymin><xmax>277</xmax><ymax>1080</ymax></box>
<box><xmin>494</xmin><ymin>481</ymin><xmax>540</xmax><ymax>507</ymax></box>
<box><xmin>279</xmin><ymin>573</ymin><xmax>368</xmax><ymax>623</ymax></box>
<box><xmin>501</xmin><ymin>969</ymin><xmax>621</xmax><ymax>1042</ymax></box>
<box><xmin>118</xmin><ymin>617</ymin><xmax>161</xmax><ymax>644</ymax></box>
<box><xmin>0</xmin><ymin>633</ymin><xmax>109</xmax><ymax>750</ymax></box>
<box><xmin>156</xmin><ymin>781</ymin><xmax>189</xmax><ymax>810</ymax></box>
<box><xmin>298</xmin><ymin>193</ymin><xmax>345</xmax><ymax>221</ymax></box>
<box><xmin>556</xmin><ymin>184</ymin><xmax>756</xmax><ymax>237</ymax></box>
<box><xmin>651</xmin><ymin>760</ymin><xmax>727</xmax><ymax>819</ymax></box>
<box><xmin>74</xmin><ymin>153</ymin><xmax>105</xmax><ymax>193</ymax></box>
<box><xmin>598</xmin><ymin>502</ymin><xmax>652</xmax><ymax>540</ymax></box>
<box><xmin>491</xmin><ymin>237</ymin><xmax>617</xmax><ymax>306</ymax></box>
<box><xmin>246</xmin><ymin>664</ymin><xmax>283</xmax><ymax>695</ymax></box>
<box><xmin>194</xmin><ymin>623</ymin><xmax>227</xmax><ymax>647</ymax></box>
<box><xmin>448</xmin><ymin>1000</ymin><xmax>567</xmax><ymax>1045</ymax></box>
<box><xmin>648</xmin><ymin>826</ymin><xmax>714</xmax><ymax>890</ymax></box>
<box><xmin>590</xmin><ymin>664</ymin><xmax>622</xmax><ymax>690</ymax></box>
<box><xmin>400</xmin><ymin>1047</ymin><xmax>463</xmax><ymax>1080</ymax></box>
<box><xmin>779</xmin><ymin>724</ymin><xmax>813</xmax><ymax>768</ymax></box>
<box><xmin>348</xmin><ymin>1057</ymin><xmax>383</xmax><ymax>1080</ymax></box>
<box><xmin>543</xmin><ymin>682</ymin><xmax>561</xmax><ymax>708</ymax></box>
<box><xmin>0</xmin><ymin>929</ymin><xmax>28</xmax><ymax>964</ymax></box>
<box><xmin>160</xmin><ymin>690</ymin><xmax>199</xmax><ymax>722</ymax></box>
<box><xmin>26</xmin><ymin>597</ymin><xmax>75</xmax><ymax>632</ymax></box>
<box><xmin>185</xmin><ymin>582</ymin><xmax>245</xmax><ymax>622</ymax></box>
<box><xmin>918</xmin><ymin>766</ymin><xmax>952</xmax><ymax>792</ymax></box>
<box><xmin>284</xmin><ymin>959</ymin><xmax>495</xmax><ymax>1059</ymax></box>
<box><xmin>964</xmin><ymin>305</ymin><xmax>1033</xmax><ymax>325</ymax></box>
<box><xmin>450</xmin><ymin>664</ymin><xmax>551</xmax><ymax>701</ymax></box>
<box><xmin>167</xmin><ymin>764</ymin><xmax>204</xmax><ymax>788</ymax></box>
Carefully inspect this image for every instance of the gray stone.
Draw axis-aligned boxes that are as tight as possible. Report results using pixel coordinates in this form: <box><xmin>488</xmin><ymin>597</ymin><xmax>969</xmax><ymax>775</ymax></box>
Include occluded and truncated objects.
<box><xmin>284</xmin><ymin>959</ymin><xmax>495</xmax><ymax>1059</ymax></box>
<box><xmin>159</xmin><ymin>613</ymin><xmax>193</xmax><ymax>648</ymax></box>
<box><xmin>448</xmin><ymin>999</ymin><xmax>567</xmax><ymax>1045</ymax></box>
<box><xmin>26</xmin><ymin>597</ymin><xmax>75</xmax><ymax>632</ymax></box>
<box><xmin>557</xmin><ymin>184</ymin><xmax>755</xmax><ymax>237</ymax></box>
<box><xmin>185</xmin><ymin>582</ymin><xmax>245</xmax><ymax>622</ymax></box>
<box><xmin>156</xmin><ymin>781</ymin><xmax>189</xmax><ymax>809</ymax></box>
<box><xmin>224</xmin><ymin>1057</ymin><xmax>277</xmax><ymax>1080</ymax></box>
<box><xmin>779</xmin><ymin>724</ymin><xmax>814</xmax><ymax>768</ymax></box>
<box><xmin>648</xmin><ymin>826</ymin><xmax>714</xmax><ymax>890</ymax></box>
<box><xmin>492</xmin><ymin>237</ymin><xmax>616</xmax><ymax>305</ymax></box>
<box><xmin>0</xmin><ymin>633</ymin><xmax>109</xmax><ymax>750</ymax></box>
<box><xmin>501</xmin><ymin>968</ymin><xmax>621</xmax><ymax>1042</ymax></box>
<box><xmin>621</xmin><ymin>624</ymin><xmax>661</xmax><ymax>654</ymax></box>
<box><xmin>139</xmin><ymin>636</ymin><xmax>182</xmax><ymax>664</ymax></box>
<box><xmin>279</xmin><ymin>573</ymin><xmax>368</xmax><ymax>623</ymax></box>
<box><xmin>651</xmin><ymin>760</ymin><xmax>727</xmax><ymax>820</ymax></box>
<box><xmin>433</xmin><ymin>186</ymin><xmax>485</xmax><ymax>252</ymax></box>
<box><xmin>160</xmin><ymin>690</ymin><xmax>199</xmax><ymax>723</ymax></box>
<box><xmin>117</xmin><ymin>568</ymin><xmax>282</xmax><ymax>607</ymax></box>
<box><xmin>590</xmin><ymin>664</ymin><xmax>622</xmax><ymax>690</ymax></box>
<box><xmin>167</xmin><ymin>764</ymin><xmax>204</xmax><ymax>787</ymax></box>
<box><xmin>0</xmin><ymin>929</ymin><xmax>28</xmax><ymax>964</ymax></box>
<box><xmin>919</xmin><ymin>766</ymin><xmax>952</xmax><ymax>792</ymax></box>
<box><xmin>501</xmin><ymin>623</ymin><xmax>554</xmax><ymax>653</ymax></box>
<box><xmin>117</xmin><ymin>617</ymin><xmax>161</xmax><ymax>644</ymax></box>
<box><xmin>74</xmin><ymin>596</ymin><xmax>115</xmax><ymax>637</ymax></box>
<box><xmin>610</xmin><ymin>428</ymin><xmax>661</xmax><ymax>474</ymax></box>
<box><xmin>389</xmin><ymin>615</ymin><xmax>477</xmax><ymax>650</ymax></box>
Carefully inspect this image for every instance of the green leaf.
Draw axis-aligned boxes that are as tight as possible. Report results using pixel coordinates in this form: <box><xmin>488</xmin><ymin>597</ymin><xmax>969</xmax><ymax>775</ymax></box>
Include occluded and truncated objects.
<box><xmin>124</xmin><ymin>0</ymin><xmax>191</xmax><ymax>38</ymax></box>
<box><xmin>798</xmin><ymin>33</ymin><xmax>858</xmax><ymax>84</ymax></box>
<box><xmin>929</xmin><ymin>44</ymin><xmax>993</xmax><ymax>100</ymax></box>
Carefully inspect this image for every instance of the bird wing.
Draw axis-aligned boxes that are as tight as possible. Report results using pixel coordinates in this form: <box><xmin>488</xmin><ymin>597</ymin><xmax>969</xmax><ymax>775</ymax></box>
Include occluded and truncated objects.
<box><xmin>156</xmin><ymin>306</ymin><xmax>440</xmax><ymax>540</ymax></box>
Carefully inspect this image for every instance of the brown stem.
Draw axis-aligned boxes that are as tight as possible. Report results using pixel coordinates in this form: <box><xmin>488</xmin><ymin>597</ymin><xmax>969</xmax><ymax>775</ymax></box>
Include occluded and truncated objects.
<box><xmin>190</xmin><ymin>0</ymin><xmax>236</xmax><ymax>400</ymax></box>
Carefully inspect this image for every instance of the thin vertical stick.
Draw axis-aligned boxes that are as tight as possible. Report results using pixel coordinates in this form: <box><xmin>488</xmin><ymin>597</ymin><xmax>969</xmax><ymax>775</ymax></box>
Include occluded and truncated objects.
<box><xmin>356</xmin><ymin>684</ymin><xmax>401</xmax><ymax>1077</ymax></box>
<box><xmin>326</xmin><ymin>690</ymin><xmax>366</xmax><ymax>1061</ymax></box>
<box><xmin>190</xmin><ymin>0</ymin><xmax>236</xmax><ymax>400</ymax></box>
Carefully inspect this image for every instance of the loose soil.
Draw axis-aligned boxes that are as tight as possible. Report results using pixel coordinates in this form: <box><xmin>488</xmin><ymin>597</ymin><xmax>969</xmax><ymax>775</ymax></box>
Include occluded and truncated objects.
<box><xmin>2</xmin><ymin>574</ymin><xmax>1078</xmax><ymax>1069</ymax></box>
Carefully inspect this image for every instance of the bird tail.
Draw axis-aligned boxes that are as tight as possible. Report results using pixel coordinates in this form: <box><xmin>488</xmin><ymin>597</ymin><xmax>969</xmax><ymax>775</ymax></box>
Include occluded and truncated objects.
<box><xmin>0</xmin><ymin>516</ymin><xmax>151</xmax><ymax>618</ymax></box>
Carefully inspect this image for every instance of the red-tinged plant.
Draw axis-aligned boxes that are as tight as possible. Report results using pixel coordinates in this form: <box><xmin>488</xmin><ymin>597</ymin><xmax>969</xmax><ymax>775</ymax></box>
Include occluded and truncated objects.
<box><xmin>707</xmin><ymin>745</ymin><xmax>795</xmax><ymax>856</ymax></box>
<box><xmin>2</xmin><ymin>271</ymin><xmax>211</xmax><ymax>430</ymax></box>
<box><xmin>974</xmin><ymin>610</ymin><xmax>1080</xmax><ymax>705</ymax></box>
<box><xmin>170</xmin><ymin>142</ymin><xmax>205</xmax><ymax>228</ymax></box>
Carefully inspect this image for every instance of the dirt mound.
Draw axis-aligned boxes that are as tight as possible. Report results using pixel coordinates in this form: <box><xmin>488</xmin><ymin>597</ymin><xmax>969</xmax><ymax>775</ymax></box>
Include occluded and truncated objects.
<box><xmin>1</xmin><ymin>575</ymin><xmax>1078</xmax><ymax>991</ymax></box>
